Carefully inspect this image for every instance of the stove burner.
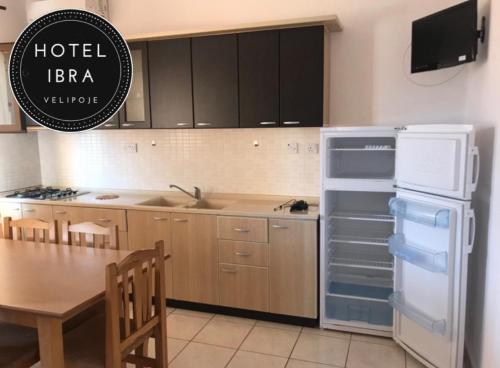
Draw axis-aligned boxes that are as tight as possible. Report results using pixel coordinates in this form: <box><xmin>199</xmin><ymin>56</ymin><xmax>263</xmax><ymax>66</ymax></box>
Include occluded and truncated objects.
<box><xmin>6</xmin><ymin>187</ymin><xmax>85</xmax><ymax>200</ymax></box>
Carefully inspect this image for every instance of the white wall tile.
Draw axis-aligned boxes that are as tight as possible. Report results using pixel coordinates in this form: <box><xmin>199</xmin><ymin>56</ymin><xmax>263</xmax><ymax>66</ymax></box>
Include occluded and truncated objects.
<box><xmin>37</xmin><ymin>128</ymin><xmax>320</xmax><ymax>196</ymax></box>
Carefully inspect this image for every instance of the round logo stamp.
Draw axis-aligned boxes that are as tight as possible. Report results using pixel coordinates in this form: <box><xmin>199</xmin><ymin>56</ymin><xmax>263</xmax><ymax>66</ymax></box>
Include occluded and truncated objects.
<box><xmin>9</xmin><ymin>9</ymin><xmax>132</xmax><ymax>132</ymax></box>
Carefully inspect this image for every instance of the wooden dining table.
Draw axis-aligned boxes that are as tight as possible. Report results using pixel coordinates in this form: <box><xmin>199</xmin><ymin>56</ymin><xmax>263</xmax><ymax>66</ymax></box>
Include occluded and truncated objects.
<box><xmin>0</xmin><ymin>238</ymin><xmax>132</xmax><ymax>367</ymax></box>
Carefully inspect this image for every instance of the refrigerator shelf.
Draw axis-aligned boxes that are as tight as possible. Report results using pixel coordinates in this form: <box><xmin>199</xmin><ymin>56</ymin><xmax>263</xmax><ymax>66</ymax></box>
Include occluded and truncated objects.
<box><xmin>329</xmin><ymin>235</ymin><xmax>389</xmax><ymax>247</ymax></box>
<box><xmin>389</xmin><ymin>197</ymin><xmax>450</xmax><ymax>228</ymax></box>
<box><xmin>329</xmin><ymin>267</ymin><xmax>394</xmax><ymax>289</ymax></box>
<box><xmin>389</xmin><ymin>234</ymin><xmax>448</xmax><ymax>274</ymax></box>
<box><xmin>389</xmin><ymin>292</ymin><xmax>447</xmax><ymax>335</ymax></box>
<box><xmin>328</xmin><ymin>281</ymin><xmax>393</xmax><ymax>301</ymax></box>
<box><xmin>329</xmin><ymin>257</ymin><xmax>393</xmax><ymax>271</ymax></box>
<box><xmin>329</xmin><ymin>210</ymin><xmax>394</xmax><ymax>222</ymax></box>
<box><xmin>328</xmin><ymin>148</ymin><xmax>396</xmax><ymax>152</ymax></box>
<box><xmin>325</xmin><ymin>294</ymin><xmax>393</xmax><ymax>327</ymax></box>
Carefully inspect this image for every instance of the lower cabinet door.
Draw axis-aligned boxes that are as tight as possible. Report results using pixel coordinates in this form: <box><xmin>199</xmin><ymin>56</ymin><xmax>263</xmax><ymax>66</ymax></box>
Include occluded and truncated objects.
<box><xmin>219</xmin><ymin>264</ymin><xmax>269</xmax><ymax>312</ymax></box>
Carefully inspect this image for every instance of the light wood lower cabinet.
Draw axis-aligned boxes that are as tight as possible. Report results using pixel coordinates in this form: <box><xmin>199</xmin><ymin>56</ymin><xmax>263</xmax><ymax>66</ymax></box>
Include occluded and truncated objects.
<box><xmin>127</xmin><ymin>210</ymin><xmax>173</xmax><ymax>298</ymax></box>
<box><xmin>269</xmin><ymin>219</ymin><xmax>318</xmax><ymax>318</ymax></box>
<box><xmin>21</xmin><ymin>204</ymin><xmax>54</xmax><ymax>221</ymax></box>
<box><xmin>0</xmin><ymin>202</ymin><xmax>22</xmax><ymax>238</ymax></box>
<box><xmin>219</xmin><ymin>239</ymin><xmax>269</xmax><ymax>267</ymax></box>
<box><xmin>171</xmin><ymin>213</ymin><xmax>219</xmax><ymax>304</ymax></box>
<box><xmin>219</xmin><ymin>263</ymin><xmax>269</xmax><ymax>312</ymax></box>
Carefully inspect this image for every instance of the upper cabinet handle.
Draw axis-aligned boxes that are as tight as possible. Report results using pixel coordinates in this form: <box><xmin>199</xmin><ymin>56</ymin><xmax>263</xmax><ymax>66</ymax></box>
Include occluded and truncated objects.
<box><xmin>232</xmin><ymin>228</ymin><xmax>249</xmax><ymax>233</ymax></box>
<box><xmin>173</xmin><ymin>218</ymin><xmax>188</xmax><ymax>222</ymax></box>
<box><xmin>259</xmin><ymin>121</ymin><xmax>277</xmax><ymax>125</ymax></box>
<box><xmin>104</xmin><ymin>124</ymin><xmax>116</xmax><ymax>127</ymax></box>
<box><xmin>176</xmin><ymin>122</ymin><xmax>190</xmax><ymax>126</ymax></box>
<box><xmin>122</xmin><ymin>123</ymin><xmax>134</xmax><ymax>127</ymax></box>
<box><xmin>271</xmin><ymin>224</ymin><xmax>288</xmax><ymax>229</ymax></box>
<box><xmin>196</xmin><ymin>123</ymin><xmax>212</xmax><ymax>127</ymax></box>
<box><xmin>283</xmin><ymin>121</ymin><xmax>301</xmax><ymax>125</ymax></box>
<box><xmin>153</xmin><ymin>217</ymin><xmax>168</xmax><ymax>221</ymax></box>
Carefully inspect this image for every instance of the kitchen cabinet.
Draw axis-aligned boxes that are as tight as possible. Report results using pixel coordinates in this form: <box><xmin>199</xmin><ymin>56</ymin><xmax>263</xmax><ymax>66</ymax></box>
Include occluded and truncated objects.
<box><xmin>269</xmin><ymin>218</ymin><xmax>318</xmax><ymax>318</ymax></box>
<box><xmin>119</xmin><ymin>42</ymin><xmax>151</xmax><ymax>129</ymax></box>
<box><xmin>219</xmin><ymin>239</ymin><xmax>269</xmax><ymax>267</ymax></box>
<box><xmin>21</xmin><ymin>204</ymin><xmax>54</xmax><ymax>221</ymax></box>
<box><xmin>0</xmin><ymin>44</ymin><xmax>23</xmax><ymax>133</ymax></box>
<box><xmin>127</xmin><ymin>210</ymin><xmax>173</xmax><ymax>297</ymax></box>
<box><xmin>149</xmin><ymin>39</ymin><xmax>194</xmax><ymax>129</ymax></box>
<box><xmin>219</xmin><ymin>264</ymin><xmax>269</xmax><ymax>312</ymax></box>
<box><xmin>192</xmin><ymin>35</ymin><xmax>239</xmax><ymax>128</ymax></box>
<box><xmin>97</xmin><ymin>113</ymin><xmax>120</xmax><ymax>130</ymax></box>
<box><xmin>171</xmin><ymin>213</ymin><xmax>219</xmax><ymax>304</ymax></box>
<box><xmin>238</xmin><ymin>31</ymin><xmax>279</xmax><ymax>128</ymax></box>
<box><xmin>279</xmin><ymin>26</ymin><xmax>325</xmax><ymax>127</ymax></box>
<box><xmin>0</xmin><ymin>202</ymin><xmax>22</xmax><ymax>238</ymax></box>
<box><xmin>217</xmin><ymin>216</ymin><xmax>268</xmax><ymax>243</ymax></box>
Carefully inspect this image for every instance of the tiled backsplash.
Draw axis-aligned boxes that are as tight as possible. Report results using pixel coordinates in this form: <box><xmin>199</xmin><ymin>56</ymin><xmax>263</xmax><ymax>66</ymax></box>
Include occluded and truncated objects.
<box><xmin>0</xmin><ymin>133</ymin><xmax>41</xmax><ymax>192</ymax></box>
<box><xmin>37</xmin><ymin>128</ymin><xmax>321</xmax><ymax>197</ymax></box>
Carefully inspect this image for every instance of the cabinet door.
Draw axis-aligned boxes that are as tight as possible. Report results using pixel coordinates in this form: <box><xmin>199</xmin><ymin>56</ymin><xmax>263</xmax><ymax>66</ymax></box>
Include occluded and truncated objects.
<box><xmin>171</xmin><ymin>214</ymin><xmax>218</xmax><ymax>304</ymax></box>
<box><xmin>280</xmin><ymin>26</ymin><xmax>324</xmax><ymax>127</ymax></box>
<box><xmin>0</xmin><ymin>44</ymin><xmax>23</xmax><ymax>133</ymax></box>
<box><xmin>0</xmin><ymin>202</ymin><xmax>22</xmax><ymax>238</ymax></box>
<box><xmin>97</xmin><ymin>113</ymin><xmax>120</xmax><ymax>130</ymax></box>
<box><xmin>192</xmin><ymin>35</ymin><xmax>239</xmax><ymax>128</ymax></box>
<box><xmin>127</xmin><ymin>210</ymin><xmax>173</xmax><ymax>298</ymax></box>
<box><xmin>120</xmin><ymin>42</ymin><xmax>151</xmax><ymax>129</ymax></box>
<box><xmin>149</xmin><ymin>39</ymin><xmax>194</xmax><ymax>129</ymax></box>
<box><xmin>238</xmin><ymin>31</ymin><xmax>279</xmax><ymax>128</ymax></box>
<box><xmin>269</xmin><ymin>219</ymin><xmax>318</xmax><ymax>318</ymax></box>
<box><xmin>219</xmin><ymin>264</ymin><xmax>269</xmax><ymax>312</ymax></box>
<box><xmin>21</xmin><ymin>204</ymin><xmax>53</xmax><ymax>221</ymax></box>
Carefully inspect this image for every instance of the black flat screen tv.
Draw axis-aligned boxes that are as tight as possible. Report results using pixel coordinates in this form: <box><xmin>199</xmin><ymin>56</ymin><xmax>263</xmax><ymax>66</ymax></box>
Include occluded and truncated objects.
<box><xmin>411</xmin><ymin>0</ymin><xmax>478</xmax><ymax>73</ymax></box>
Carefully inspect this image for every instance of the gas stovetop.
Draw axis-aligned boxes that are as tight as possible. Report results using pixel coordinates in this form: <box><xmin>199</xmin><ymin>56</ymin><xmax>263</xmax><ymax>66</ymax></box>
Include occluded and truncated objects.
<box><xmin>5</xmin><ymin>187</ymin><xmax>88</xmax><ymax>200</ymax></box>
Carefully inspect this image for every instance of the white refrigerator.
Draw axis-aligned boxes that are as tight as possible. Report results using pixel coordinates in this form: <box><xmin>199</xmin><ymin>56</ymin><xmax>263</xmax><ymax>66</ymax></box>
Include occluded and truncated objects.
<box><xmin>320</xmin><ymin>125</ymin><xmax>479</xmax><ymax>368</ymax></box>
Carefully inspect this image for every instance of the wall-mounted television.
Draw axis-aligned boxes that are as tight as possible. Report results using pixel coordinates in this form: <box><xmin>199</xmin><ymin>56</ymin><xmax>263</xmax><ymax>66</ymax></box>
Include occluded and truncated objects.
<box><xmin>411</xmin><ymin>0</ymin><xmax>479</xmax><ymax>73</ymax></box>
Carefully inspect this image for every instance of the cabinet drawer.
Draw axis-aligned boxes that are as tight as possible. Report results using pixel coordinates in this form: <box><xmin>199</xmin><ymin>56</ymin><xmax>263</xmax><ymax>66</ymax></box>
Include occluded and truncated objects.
<box><xmin>0</xmin><ymin>202</ymin><xmax>22</xmax><ymax>220</ymax></box>
<box><xmin>21</xmin><ymin>204</ymin><xmax>53</xmax><ymax>221</ymax></box>
<box><xmin>52</xmin><ymin>206</ymin><xmax>127</xmax><ymax>231</ymax></box>
<box><xmin>219</xmin><ymin>264</ymin><xmax>269</xmax><ymax>312</ymax></box>
<box><xmin>217</xmin><ymin>216</ymin><xmax>268</xmax><ymax>243</ymax></box>
<box><xmin>219</xmin><ymin>240</ymin><xmax>268</xmax><ymax>267</ymax></box>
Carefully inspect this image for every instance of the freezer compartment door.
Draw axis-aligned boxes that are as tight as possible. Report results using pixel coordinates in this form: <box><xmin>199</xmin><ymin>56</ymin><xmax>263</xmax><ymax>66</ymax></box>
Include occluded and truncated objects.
<box><xmin>395</xmin><ymin>125</ymin><xmax>479</xmax><ymax>200</ymax></box>
<box><xmin>391</xmin><ymin>189</ymin><xmax>472</xmax><ymax>368</ymax></box>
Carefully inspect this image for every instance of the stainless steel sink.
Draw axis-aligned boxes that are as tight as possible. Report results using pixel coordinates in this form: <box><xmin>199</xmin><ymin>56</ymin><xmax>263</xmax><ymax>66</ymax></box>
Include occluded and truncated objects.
<box><xmin>182</xmin><ymin>199</ymin><xmax>233</xmax><ymax>210</ymax></box>
<box><xmin>136</xmin><ymin>197</ymin><xmax>188</xmax><ymax>208</ymax></box>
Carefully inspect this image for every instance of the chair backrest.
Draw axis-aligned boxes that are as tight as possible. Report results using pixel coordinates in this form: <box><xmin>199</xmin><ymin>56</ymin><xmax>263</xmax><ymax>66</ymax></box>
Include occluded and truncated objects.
<box><xmin>63</xmin><ymin>221</ymin><xmax>119</xmax><ymax>249</ymax></box>
<box><xmin>105</xmin><ymin>241</ymin><xmax>168</xmax><ymax>368</ymax></box>
<box><xmin>2</xmin><ymin>217</ymin><xmax>57</xmax><ymax>244</ymax></box>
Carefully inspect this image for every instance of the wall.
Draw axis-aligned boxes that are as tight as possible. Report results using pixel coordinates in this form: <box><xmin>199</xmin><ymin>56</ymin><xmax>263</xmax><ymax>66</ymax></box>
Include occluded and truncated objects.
<box><xmin>464</xmin><ymin>1</ymin><xmax>500</xmax><ymax>367</ymax></box>
<box><xmin>38</xmin><ymin>128</ymin><xmax>320</xmax><ymax>196</ymax></box>
<box><xmin>0</xmin><ymin>0</ymin><xmax>26</xmax><ymax>43</ymax></box>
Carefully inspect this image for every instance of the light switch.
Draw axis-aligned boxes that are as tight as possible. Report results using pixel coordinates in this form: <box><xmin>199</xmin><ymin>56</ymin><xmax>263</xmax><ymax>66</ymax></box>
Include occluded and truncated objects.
<box><xmin>287</xmin><ymin>142</ymin><xmax>299</xmax><ymax>154</ymax></box>
<box><xmin>123</xmin><ymin>143</ymin><xmax>138</xmax><ymax>153</ymax></box>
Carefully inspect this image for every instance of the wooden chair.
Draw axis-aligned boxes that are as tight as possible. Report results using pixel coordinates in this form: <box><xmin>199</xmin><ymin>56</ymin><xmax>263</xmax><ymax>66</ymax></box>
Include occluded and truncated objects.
<box><xmin>2</xmin><ymin>217</ymin><xmax>58</xmax><ymax>244</ymax></box>
<box><xmin>61</xmin><ymin>241</ymin><xmax>168</xmax><ymax>367</ymax></box>
<box><xmin>0</xmin><ymin>323</ymin><xmax>39</xmax><ymax>368</ymax></box>
<box><xmin>63</xmin><ymin>221</ymin><xmax>119</xmax><ymax>249</ymax></box>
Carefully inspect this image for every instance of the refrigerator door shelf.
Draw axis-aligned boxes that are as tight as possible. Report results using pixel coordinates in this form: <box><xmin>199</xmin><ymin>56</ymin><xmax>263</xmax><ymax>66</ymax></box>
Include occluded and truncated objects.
<box><xmin>389</xmin><ymin>197</ymin><xmax>450</xmax><ymax>228</ymax></box>
<box><xmin>395</xmin><ymin>124</ymin><xmax>478</xmax><ymax>200</ymax></box>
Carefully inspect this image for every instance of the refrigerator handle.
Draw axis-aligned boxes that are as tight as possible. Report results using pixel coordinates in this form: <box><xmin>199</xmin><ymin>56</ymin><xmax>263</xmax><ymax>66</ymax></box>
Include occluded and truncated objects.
<box><xmin>466</xmin><ymin>210</ymin><xmax>476</xmax><ymax>254</ymax></box>
<box><xmin>470</xmin><ymin>146</ymin><xmax>480</xmax><ymax>193</ymax></box>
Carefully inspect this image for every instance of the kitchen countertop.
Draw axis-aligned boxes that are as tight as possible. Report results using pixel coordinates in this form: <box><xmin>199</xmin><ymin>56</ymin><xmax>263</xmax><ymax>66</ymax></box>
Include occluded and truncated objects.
<box><xmin>0</xmin><ymin>188</ymin><xmax>319</xmax><ymax>220</ymax></box>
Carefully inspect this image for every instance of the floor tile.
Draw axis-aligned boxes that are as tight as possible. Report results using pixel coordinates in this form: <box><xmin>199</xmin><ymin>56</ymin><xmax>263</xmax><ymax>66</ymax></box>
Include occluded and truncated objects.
<box><xmin>287</xmin><ymin>359</ymin><xmax>339</xmax><ymax>368</ymax></box>
<box><xmin>302</xmin><ymin>327</ymin><xmax>351</xmax><ymax>340</ymax></box>
<box><xmin>170</xmin><ymin>341</ymin><xmax>235</xmax><ymax>368</ymax></box>
<box><xmin>291</xmin><ymin>333</ymin><xmax>349</xmax><ymax>367</ymax></box>
<box><xmin>145</xmin><ymin>337</ymin><xmax>188</xmax><ymax>362</ymax></box>
<box><xmin>351</xmin><ymin>333</ymin><xmax>396</xmax><ymax>346</ymax></box>
<box><xmin>172</xmin><ymin>308</ymin><xmax>215</xmax><ymax>319</ymax></box>
<box><xmin>227</xmin><ymin>350</ymin><xmax>287</xmax><ymax>368</ymax></box>
<box><xmin>256</xmin><ymin>320</ymin><xmax>303</xmax><ymax>331</ymax></box>
<box><xmin>213</xmin><ymin>313</ymin><xmax>256</xmax><ymax>326</ymax></box>
<box><xmin>406</xmin><ymin>353</ymin><xmax>427</xmax><ymax>368</ymax></box>
<box><xmin>240</xmin><ymin>326</ymin><xmax>300</xmax><ymax>357</ymax></box>
<box><xmin>166</xmin><ymin>307</ymin><xmax>176</xmax><ymax>315</ymax></box>
<box><xmin>347</xmin><ymin>340</ymin><xmax>405</xmax><ymax>368</ymax></box>
<box><xmin>167</xmin><ymin>313</ymin><xmax>210</xmax><ymax>340</ymax></box>
<box><xmin>194</xmin><ymin>318</ymin><xmax>253</xmax><ymax>348</ymax></box>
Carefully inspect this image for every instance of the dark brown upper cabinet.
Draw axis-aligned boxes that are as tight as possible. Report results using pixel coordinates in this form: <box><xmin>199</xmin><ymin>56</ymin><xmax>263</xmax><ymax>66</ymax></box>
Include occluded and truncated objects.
<box><xmin>238</xmin><ymin>31</ymin><xmax>279</xmax><ymax>128</ymax></box>
<box><xmin>149</xmin><ymin>38</ymin><xmax>194</xmax><ymax>129</ymax></box>
<box><xmin>119</xmin><ymin>42</ymin><xmax>151</xmax><ymax>129</ymax></box>
<box><xmin>280</xmin><ymin>26</ymin><xmax>325</xmax><ymax>127</ymax></box>
<box><xmin>97</xmin><ymin>113</ymin><xmax>120</xmax><ymax>129</ymax></box>
<box><xmin>192</xmin><ymin>35</ymin><xmax>239</xmax><ymax>129</ymax></box>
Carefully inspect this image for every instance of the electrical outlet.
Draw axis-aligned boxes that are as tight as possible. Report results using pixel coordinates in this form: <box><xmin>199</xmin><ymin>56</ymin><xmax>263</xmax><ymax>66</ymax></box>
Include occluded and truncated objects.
<box><xmin>287</xmin><ymin>142</ymin><xmax>299</xmax><ymax>154</ymax></box>
<box><xmin>123</xmin><ymin>143</ymin><xmax>138</xmax><ymax>153</ymax></box>
<box><xmin>306</xmin><ymin>143</ymin><xmax>319</xmax><ymax>154</ymax></box>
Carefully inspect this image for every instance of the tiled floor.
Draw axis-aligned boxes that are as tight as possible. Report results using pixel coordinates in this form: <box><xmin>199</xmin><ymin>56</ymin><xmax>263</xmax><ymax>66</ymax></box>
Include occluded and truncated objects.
<box><xmin>154</xmin><ymin>308</ymin><xmax>427</xmax><ymax>368</ymax></box>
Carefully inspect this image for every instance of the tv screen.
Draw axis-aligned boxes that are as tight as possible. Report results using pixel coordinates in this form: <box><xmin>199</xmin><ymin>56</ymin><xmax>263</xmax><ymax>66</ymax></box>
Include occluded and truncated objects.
<box><xmin>411</xmin><ymin>0</ymin><xmax>478</xmax><ymax>73</ymax></box>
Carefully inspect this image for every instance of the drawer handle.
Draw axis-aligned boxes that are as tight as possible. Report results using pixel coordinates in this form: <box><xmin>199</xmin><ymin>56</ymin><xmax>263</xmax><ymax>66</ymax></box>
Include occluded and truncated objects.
<box><xmin>54</xmin><ymin>211</ymin><xmax>67</xmax><ymax>215</ymax></box>
<box><xmin>13</xmin><ymin>208</ymin><xmax>20</xmax><ymax>211</ymax></box>
<box><xmin>153</xmin><ymin>217</ymin><xmax>168</xmax><ymax>221</ymax></box>
<box><xmin>221</xmin><ymin>267</ymin><xmax>237</xmax><ymax>273</ymax></box>
<box><xmin>271</xmin><ymin>224</ymin><xmax>288</xmax><ymax>229</ymax></box>
<box><xmin>173</xmin><ymin>218</ymin><xmax>188</xmax><ymax>222</ymax></box>
<box><xmin>232</xmin><ymin>228</ymin><xmax>249</xmax><ymax>233</ymax></box>
<box><xmin>235</xmin><ymin>251</ymin><xmax>251</xmax><ymax>257</ymax></box>
<box><xmin>23</xmin><ymin>209</ymin><xmax>35</xmax><ymax>213</ymax></box>
<box><xmin>259</xmin><ymin>121</ymin><xmax>276</xmax><ymax>125</ymax></box>
<box><xmin>97</xmin><ymin>218</ymin><xmax>111</xmax><ymax>223</ymax></box>
<box><xmin>283</xmin><ymin>121</ymin><xmax>301</xmax><ymax>125</ymax></box>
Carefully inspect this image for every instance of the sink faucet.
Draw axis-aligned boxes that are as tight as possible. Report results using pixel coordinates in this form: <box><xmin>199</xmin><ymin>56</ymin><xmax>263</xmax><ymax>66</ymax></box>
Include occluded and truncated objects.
<box><xmin>169</xmin><ymin>184</ymin><xmax>201</xmax><ymax>200</ymax></box>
